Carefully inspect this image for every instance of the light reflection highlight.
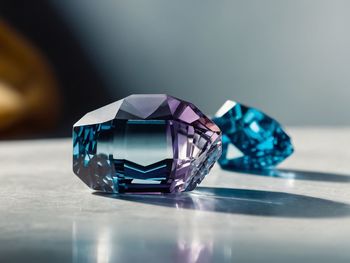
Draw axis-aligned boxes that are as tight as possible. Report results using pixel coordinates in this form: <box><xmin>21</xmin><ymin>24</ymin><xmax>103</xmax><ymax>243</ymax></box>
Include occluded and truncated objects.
<box><xmin>97</xmin><ymin>228</ymin><xmax>110</xmax><ymax>263</ymax></box>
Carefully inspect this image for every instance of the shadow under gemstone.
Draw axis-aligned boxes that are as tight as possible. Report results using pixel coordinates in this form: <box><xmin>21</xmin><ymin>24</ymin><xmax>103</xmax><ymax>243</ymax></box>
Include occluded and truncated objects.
<box><xmin>93</xmin><ymin>187</ymin><xmax>350</xmax><ymax>218</ymax></box>
<box><xmin>221</xmin><ymin>167</ymin><xmax>350</xmax><ymax>183</ymax></box>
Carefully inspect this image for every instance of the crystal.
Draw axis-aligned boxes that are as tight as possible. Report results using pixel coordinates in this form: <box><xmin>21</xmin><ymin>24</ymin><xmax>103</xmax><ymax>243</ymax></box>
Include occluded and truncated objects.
<box><xmin>213</xmin><ymin>100</ymin><xmax>293</xmax><ymax>170</ymax></box>
<box><xmin>73</xmin><ymin>94</ymin><xmax>222</xmax><ymax>193</ymax></box>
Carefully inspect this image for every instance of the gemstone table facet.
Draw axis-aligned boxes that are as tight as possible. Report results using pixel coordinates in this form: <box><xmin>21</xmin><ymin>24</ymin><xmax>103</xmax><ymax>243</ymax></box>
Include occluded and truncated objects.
<box><xmin>73</xmin><ymin>94</ymin><xmax>222</xmax><ymax>193</ymax></box>
<box><xmin>213</xmin><ymin>100</ymin><xmax>293</xmax><ymax>170</ymax></box>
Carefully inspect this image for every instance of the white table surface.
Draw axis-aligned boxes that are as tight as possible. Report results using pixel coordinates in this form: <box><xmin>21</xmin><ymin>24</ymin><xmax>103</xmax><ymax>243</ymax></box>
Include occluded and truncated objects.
<box><xmin>0</xmin><ymin>128</ymin><xmax>350</xmax><ymax>263</ymax></box>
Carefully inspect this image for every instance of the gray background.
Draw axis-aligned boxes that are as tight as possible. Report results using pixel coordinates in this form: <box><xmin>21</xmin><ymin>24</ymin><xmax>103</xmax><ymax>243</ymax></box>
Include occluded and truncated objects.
<box><xmin>52</xmin><ymin>0</ymin><xmax>350</xmax><ymax>125</ymax></box>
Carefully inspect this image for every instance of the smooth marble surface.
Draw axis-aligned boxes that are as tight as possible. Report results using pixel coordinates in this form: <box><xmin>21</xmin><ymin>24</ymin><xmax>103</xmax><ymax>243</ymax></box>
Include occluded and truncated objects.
<box><xmin>0</xmin><ymin>128</ymin><xmax>350</xmax><ymax>263</ymax></box>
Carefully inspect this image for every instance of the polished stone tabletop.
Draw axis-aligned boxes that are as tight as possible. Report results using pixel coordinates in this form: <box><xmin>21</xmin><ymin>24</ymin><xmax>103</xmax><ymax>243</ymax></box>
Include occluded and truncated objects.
<box><xmin>0</xmin><ymin>128</ymin><xmax>350</xmax><ymax>263</ymax></box>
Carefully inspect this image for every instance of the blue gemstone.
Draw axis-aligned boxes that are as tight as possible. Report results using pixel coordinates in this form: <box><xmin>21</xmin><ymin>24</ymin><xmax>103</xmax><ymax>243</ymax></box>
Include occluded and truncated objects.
<box><xmin>213</xmin><ymin>101</ymin><xmax>293</xmax><ymax>170</ymax></box>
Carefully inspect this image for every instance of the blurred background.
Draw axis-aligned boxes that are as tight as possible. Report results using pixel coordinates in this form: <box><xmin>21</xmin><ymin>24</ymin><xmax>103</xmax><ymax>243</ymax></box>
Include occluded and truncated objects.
<box><xmin>0</xmin><ymin>0</ymin><xmax>349</xmax><ymax>139</ymax></box>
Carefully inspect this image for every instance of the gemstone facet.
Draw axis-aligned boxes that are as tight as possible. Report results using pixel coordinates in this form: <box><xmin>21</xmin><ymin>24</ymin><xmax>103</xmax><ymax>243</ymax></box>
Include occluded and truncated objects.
<box><xmin>213</xmin><ymin>100</ymin><xmax>293</xmax><ymax>170</ymax></box>
<box><xmin>73</xmin><ymin>94</ymin><xmax>222</xmax><ymax>193</ymax></box>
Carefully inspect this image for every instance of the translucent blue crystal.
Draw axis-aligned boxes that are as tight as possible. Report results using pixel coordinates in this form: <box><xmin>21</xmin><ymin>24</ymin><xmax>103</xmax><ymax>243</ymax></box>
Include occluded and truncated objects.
<box><xmin>213</xmin><ymin>101</ymin><xmax>293</xmax><ymax>170</ymax></box>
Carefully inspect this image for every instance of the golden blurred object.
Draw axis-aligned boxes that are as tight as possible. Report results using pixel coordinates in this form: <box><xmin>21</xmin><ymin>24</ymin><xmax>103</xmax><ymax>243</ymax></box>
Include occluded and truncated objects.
<box><xmin>0</xmin><ymin>20</ymin><xmax>60</xmax><ymax>138</ymax></box>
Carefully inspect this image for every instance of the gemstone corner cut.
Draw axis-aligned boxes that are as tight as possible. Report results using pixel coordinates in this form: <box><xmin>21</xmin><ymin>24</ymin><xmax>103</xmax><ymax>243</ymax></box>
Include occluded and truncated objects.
<box><xmin>213</xmin><ymin>100</ymin><xmax>293</xmax><ymax>170</ymax></box>
<box><xmin>73</xmin><ymin>94</ymin><xmax>222</xmax><ymax>193</ymax></box>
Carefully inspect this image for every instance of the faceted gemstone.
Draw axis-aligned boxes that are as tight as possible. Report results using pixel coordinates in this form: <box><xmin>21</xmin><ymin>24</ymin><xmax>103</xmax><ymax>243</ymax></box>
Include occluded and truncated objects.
<box><xmin>213</xmin><ymin>100</ymin><xmax>293</xmax><ymax>170</ymax></box>
<box><xmin>73</xmin><ymin>94</ymin><xmax>221</xmax><ymax>193</ymax></box>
